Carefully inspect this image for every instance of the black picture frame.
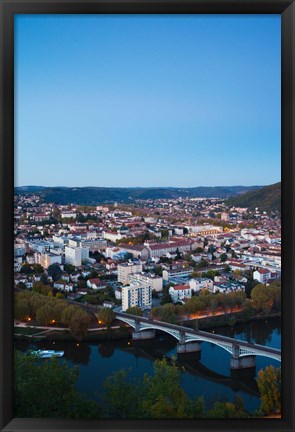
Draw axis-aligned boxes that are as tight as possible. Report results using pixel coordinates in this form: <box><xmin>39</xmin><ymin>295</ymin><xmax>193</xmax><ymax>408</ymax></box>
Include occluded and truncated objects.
<box><xmin>1</xmin><ymin>0</ymin><xmax>294</xmax><ymax>431</ymax></box>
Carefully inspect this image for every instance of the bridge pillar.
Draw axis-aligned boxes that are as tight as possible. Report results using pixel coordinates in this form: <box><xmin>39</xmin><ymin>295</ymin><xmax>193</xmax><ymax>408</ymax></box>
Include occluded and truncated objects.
<box><xmin>134</xmin><ymin>319</ymin><xmax>141</xmax><ymax>332</ymax></box>
<box><xmin>230</xmin><ymin>355</ymin><xmax>256</xmax><ymax>370</ymax></box>
<box><xmin>132</xmin><ymin>329</ymin><xmax>156</xmax><ymax>340</ymax></box>
<box><xmin>177</xmin><ymin>341</ymin><xmax>201</xmax><ymax>354</ymax></box>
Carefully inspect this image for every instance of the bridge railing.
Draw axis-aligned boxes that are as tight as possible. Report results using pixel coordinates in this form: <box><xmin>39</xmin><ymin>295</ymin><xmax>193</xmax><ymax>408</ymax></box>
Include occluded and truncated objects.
<box><xmin>114</xmin><ymin>312</ymin><xmax>281</xmax><ymax>360</ymax></box>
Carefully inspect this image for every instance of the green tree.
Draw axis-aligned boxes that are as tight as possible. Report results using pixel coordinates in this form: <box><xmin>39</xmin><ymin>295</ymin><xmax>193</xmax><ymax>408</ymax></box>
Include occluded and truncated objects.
<box><xmin>103</xmin><ymin>369</ymin><xmax>142</xmax><ymax>418</ymax></box>
<box><xmin>32</xmin><ymin>264</ymin><xmax>44</xmax><ymax>274</ymax></box>
<box><xmin>140</xmin><ymin>358</ymin><xmax>194</xmax><ymax>418</ymax></box>
<box><xmin>160</xmin><ymin>229</ymin><xmax>169</xmax><ymax>239</ymax></box>
<box><xmin>160</xmin><ymin>286</ymin><xmax>172</xmax><ymax>305</ymax></box>
<box><xmin>40</xmin><ymin>273</ymin><xmax>49</xmax><ymax>285</ymax></box>
<box><xmin>196</xmin><ymin>259</ymin><xmax>208</xmax><ymax>268</ymax></box>
<box><xmin>64</xmin><ymin>264</ymin><xmax>75</xmax><ymax>274</ymax></box>
<box><xmin>242</xmin><ymin>298</ymin><xmax>255</xmax><ymax>319</ymax></box>
<box><xmin>126</xmin><ymin>306</ymin><xmax>143</xmax><ymax>316</ymax></box>
<box><xmin>14</xmin><ymin>298</ymin><xmax>31</xmax><ymax>320</ymax></box>
<box><xmin>14</xmin><ymin>350</ymin><xmax>100</xmax><ymax>418</ymax></box>
<box><xmin>257</xmin><ymin>366</ymin><xmax>281</xmax><ymax>415</ymax></box>
<box><xmin>271</xmin><ymin>284</ymin><xmax>281</xmax><ymax>311</ymax></box>
<box><xmin>220</xmin><ymin>253</ymin><xmax>228</xmax><ymax>262</ymax></box>
<box><xmin>33</xmin><ymin>281</ymin><xmax>52</xmax><ymax>296</ymax></box>
<box><xmin>69</xmin><ymin>309</ymin><xmax>90</xmax><ymax>340</ymax></box>
<box><xmin>97</xmin><ymin>307</ymin><xmax>115</xmax><ymax>328</ymax></box>
<box><xmin>20</xmin><ymin>264</ymin><xmax>34</xmax><ymax>274</ymax></box>
<box><xmin>251</xmin><ymin>284</ymin><xmax>274</xmax><ymax>313</ymax></box>
<box><xmin>47</xmin><ymin>263</ymin><xmax>63</xmax><ymax>282</ymax></box>
<box><xmin>207</xmin><ymin>400</ymin><xmax>248</xmax><ymax>418</ymax></box>
<box><xmin>61</xmin><ymin>305</ymin><xmax>78</xmax><ymax>326</ymax></box>
<box><xmin>154</xmin><ymin>266</ymin><xmax>163</xmax><ymax>277</ymax></box>
<box><xmin>35</xmin><ymin>304</ymin><xmax>56</xmax><ymax>325</ymax></box>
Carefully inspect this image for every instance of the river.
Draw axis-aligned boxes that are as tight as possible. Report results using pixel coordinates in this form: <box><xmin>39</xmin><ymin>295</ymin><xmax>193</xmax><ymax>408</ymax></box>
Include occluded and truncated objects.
<box><xmin>15</xmin><ymin>317</ymin><xmax>281</xmax><ymax>413</ymax></box>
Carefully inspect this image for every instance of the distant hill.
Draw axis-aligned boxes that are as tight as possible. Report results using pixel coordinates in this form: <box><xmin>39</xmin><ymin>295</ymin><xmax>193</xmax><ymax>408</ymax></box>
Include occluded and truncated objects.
<box><xmin>226</xmin><ymin>182</ymin><xmax>281</xmax><ymax>213</ymax></box>
<box><xmin>14</xmin><ymin>185</ymin><xmax>263</xmax><ymax>205</ymax></box>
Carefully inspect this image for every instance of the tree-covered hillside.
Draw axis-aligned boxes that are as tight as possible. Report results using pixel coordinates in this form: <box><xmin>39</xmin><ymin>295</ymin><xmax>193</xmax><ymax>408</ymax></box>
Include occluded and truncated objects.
<box><xmin>226</xmin><ymin>182</ymin><xmax>281</xmax><ymax>213</ymax></box>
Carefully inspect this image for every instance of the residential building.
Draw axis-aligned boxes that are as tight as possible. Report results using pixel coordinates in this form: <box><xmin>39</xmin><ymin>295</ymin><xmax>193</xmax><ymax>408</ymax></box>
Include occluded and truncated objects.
<box><xmin>117</xmin><ymin>261</ymin><xmax>143</xmax><ymax>285</ymax></box>
<box><xmin>65</xmin><ymin>246</ymin><xmax>82</xmax><ymax>267</ymax></box>
<box><xmin>14</xmin><ymin>243</ymin><xmax>26</xmax><ymax>257</ymax></box>
<box><xmin>87</xmin><ymin>278</ymin><xmax>107</xmax><ymax>290</ymax></box>
<box><xmin>119</xmin><ymin>244</ymin><xmax>150</xmax><ymax>260</ymax></box>
<box><xmin>253</xmin><ymin>269</ymin><xmax>272</xmax><ymax>283</ymax></box>
<box><xmin>69</xmin><ymin>238</ymin><xmax>107</xmax><ymax>252</ymax></box>
<box><xmin>162</xmin><ymin>267</ymin><xmax>194</xmax><ymax>282</ymax></box>
<box><xmin>103</xmin><ymin>230</ymin><xmax>123</xmax><ymax>242</ymax></box>
<box><xmin>213</xmin><ymin>281</ymin><xmax>245</xmax><ymax>293</ymax></box>
<box><xmin>121</xmin><ymin>282</ymin><xmax>152</xmax><ymax>311</ymax></box>
<box><xmin>34</xmin><ymin>252</ymin><xmax>62</xmax><ymax>269</ymax></box>
<box><xmin>129</xmin><ymin>272</ymin><xmax>163</xmax><ymax>292</ymax></box>
<box><xmin>61</xmin><ymin>212</ymin><xmax>77</xmax><ymax>219</ymax></box>
<box><xmin>169</xmin><ymin>285</ymin><xmax>192</xmax><ymax>304</ymax></box>
<box><xmin>189</xmin><ymin>277</ymin><xmax>214</xmax><ymax>293</ymax></box>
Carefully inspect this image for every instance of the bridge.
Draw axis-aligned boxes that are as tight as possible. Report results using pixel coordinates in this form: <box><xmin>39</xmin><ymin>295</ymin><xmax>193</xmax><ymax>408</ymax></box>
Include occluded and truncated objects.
<box><xmin>115</xmin><ymin>312</ymin><xmax>281</xmax><ymax>371</ymax></box>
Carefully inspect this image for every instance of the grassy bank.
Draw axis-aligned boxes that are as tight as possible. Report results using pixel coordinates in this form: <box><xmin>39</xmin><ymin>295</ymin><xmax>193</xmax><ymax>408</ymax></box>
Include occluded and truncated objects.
<box><xmin>14</xmin><ymin>326</ymin><xmax>132</xmax><ymax>342</ymax></box>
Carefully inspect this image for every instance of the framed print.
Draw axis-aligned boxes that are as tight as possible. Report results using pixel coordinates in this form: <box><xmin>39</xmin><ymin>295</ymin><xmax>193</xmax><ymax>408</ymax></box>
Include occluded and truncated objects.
<box><xmin>1</xmin><ymin>0</ymin><xmax>294</xmax><ymax>431</ymax></box>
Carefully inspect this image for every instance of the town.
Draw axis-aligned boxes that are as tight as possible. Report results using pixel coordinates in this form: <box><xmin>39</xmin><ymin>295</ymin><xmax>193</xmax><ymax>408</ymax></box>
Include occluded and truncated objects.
<box><xmin>14</xmin><ymin>192</ymin><xmax>281</xmax><ymax>328</ymax></box>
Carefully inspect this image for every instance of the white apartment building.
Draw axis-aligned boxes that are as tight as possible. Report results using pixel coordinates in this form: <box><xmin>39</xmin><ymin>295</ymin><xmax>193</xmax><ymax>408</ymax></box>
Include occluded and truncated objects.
<box><xmin>253</xmin><ymin>269</ymin><xmax>272</xmax><ymax>283</ymax></box>
<box><xmin>34</xmin><ymin>252</ymin><xmax>62</xmax><ymax>269</ymax></box>
<box><xmin>213</xmin><ymin>281</ymin><xmax>245</xmax><ymax>293</ymax></box>
<box><xmin>52</xmin><ymin>235</ymin><xmax>69</xmax><ymax>245</ymax></box>
<box><xmin>169</xmin><ymin>285</ymin><xmax>192</xmax><ymax>304</ymax></box>
<box><xmin>121</xmin><ymin>282</ymin><xmax>152</xmax><ymax>311</ymax></box>
<box><xmin>162</xmin><ymin>268</ymin><xmax>194</xmax><ymax>282</ymax></box>
<box><xmin>185</xmin><ymin>224</ymin><xmax>223</xmax><ymax>236</ymax></box>
<box><xmin>81</xmin><ymin>247</ymin><xmax>90</xmax><ymax>262</ymax></box>
<box><xmin>14</xmin><ymin>243</ymin><xmax>26</xmax><ymax>257</ymax></box>
<box><xmin>103</xmin><ymin>231</ymin><xmax>123</xmax><ymax>242</ymax></box>
<box><xmin>189</xmin><ymin>277</ymin><xmax>214</xmax><ymax>293</ymax></box>
<box><xmin>129</xmin><ymin>272</ymin><xmax>163</xmax><ymax>292</ymax></box>
<box><xmin>65</xmin><ymin>246</ymin><xmax>82</xmax><ymax>267</ymax></box>
<box><xmin>117</xmin><ymin>261</ymin><xmax>143</xmax><ymax>285</ymax></box>
<box><xmin>61</xmin><ymin>212</ymin><xmax>77</xmax><ymax>219</ymax></box>
<box><xmin>71</xmin><ymin>238</ymin><xmax>107</xmax><ymax>252</ymax></box>
<box><xmin>81</xmin><ymin>239</ymin><xmax>107</xmax><ymax>251</ymax></box>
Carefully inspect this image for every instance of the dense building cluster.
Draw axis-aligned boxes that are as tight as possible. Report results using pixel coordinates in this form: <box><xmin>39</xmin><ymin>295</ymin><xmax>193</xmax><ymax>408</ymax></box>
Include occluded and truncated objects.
<box><xmin>14</xmin><ymin>193</ymin><xmax>281</xmax><ymax>313</ymax></box>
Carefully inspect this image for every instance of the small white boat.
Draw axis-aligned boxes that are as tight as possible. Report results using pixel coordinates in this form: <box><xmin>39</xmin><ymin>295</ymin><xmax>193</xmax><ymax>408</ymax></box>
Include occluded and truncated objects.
<box><xmin>31</xmin><ymin>349</ymin><xmax>64</xmax><ymax>359</ymax></box>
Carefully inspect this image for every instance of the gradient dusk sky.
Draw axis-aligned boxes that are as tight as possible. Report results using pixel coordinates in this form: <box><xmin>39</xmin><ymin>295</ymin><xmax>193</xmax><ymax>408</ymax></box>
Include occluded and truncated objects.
<box><xmin>15</xmin><ymin>14</ymin><xmax>281</xmax><ymax>188</ymax></box>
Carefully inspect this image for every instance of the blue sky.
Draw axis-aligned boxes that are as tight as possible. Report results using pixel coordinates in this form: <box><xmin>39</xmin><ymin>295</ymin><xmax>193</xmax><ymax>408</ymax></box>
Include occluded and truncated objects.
<box><xmin>15</xmin><ymin>14</ymin><xmax>281</xmax><ymax>187</ymax></box>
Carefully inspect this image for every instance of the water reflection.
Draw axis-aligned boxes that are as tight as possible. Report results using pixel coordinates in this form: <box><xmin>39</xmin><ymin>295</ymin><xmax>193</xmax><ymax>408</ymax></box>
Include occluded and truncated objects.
<box><xmin>209</xmin><ymin>317</ymin><xmax>281</xmax><ymax>347</ymax></box>
<box><xmin>98</xmin><ymin>343</ymin><xmax>115</xmax><ymax>358</ymax></box>
<box><xmin>14</xmin><ymin>317</ymin><xmax>281</xmax><ymax>412</ymax></box>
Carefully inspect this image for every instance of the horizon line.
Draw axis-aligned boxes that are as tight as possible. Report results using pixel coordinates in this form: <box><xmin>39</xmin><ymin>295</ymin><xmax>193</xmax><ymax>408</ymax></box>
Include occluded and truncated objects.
<box><xmin>14</xmin><ymin>182</ymin><xmax>281</xmax><ymax>189</ymax></box>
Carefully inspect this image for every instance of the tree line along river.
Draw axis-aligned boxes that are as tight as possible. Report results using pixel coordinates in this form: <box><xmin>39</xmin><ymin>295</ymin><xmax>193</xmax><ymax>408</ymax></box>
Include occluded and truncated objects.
<box><xmin>15</xmin><ymin>317</ymin><xmax>281</xmax><ymax>413</ymax></box>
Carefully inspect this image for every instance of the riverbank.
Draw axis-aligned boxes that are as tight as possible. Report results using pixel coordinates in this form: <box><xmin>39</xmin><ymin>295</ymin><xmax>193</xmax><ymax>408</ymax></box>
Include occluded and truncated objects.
<box><xmin>189</xmin><ymin>311</ymin><xmax>281</xmax><ymax>331</ymax></box>
<box><xmin>14</xmin><ymin>309</ymin><xmax>281</xmax><ymax>342</ymax></box>
<box><xmin>14</xmin><ymin>324</ymin><xmax>132</xmax><ymax>342</ymax></box>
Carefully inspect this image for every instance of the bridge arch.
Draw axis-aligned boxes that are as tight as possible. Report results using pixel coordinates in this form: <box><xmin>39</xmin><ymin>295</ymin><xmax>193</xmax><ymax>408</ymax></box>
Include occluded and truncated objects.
<box><xmin>115</xmin><ymin>315</ymin><xmax>281</xmax><ymax>363</ymax></box>
<box><xmin>116</xmin><ymin>316</ymin><xmax>137</xmax><ymax>329</ymax></box>
<box><xmin>139</xmin><ymin>324</ymin><xmax>181</xmax><ymax>341</ymax></box>
<box><xmin>116</xmin><ymin>316</ymin><xmax>181</xmax><ymax>341</ymax></box>
<box><xmin>238</xmin><ymin>352</ymin><xmax>281</xmax><ymax>362</ymax></box>
<box><xmin>184</xmin><ymin>335</ymin><xmax>233</xmax><ymax>356</ymax></box>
